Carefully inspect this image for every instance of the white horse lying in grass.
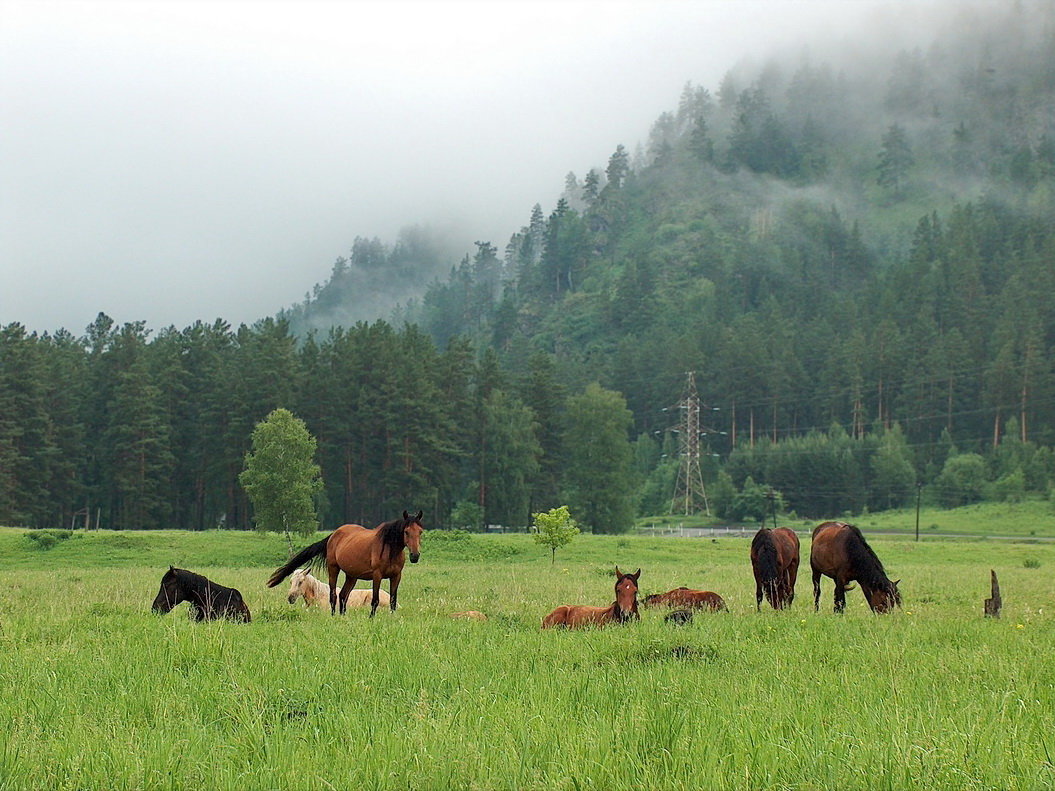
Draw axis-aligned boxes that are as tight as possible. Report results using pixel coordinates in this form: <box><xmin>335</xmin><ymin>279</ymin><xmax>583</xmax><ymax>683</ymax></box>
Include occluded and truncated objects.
<box><xmin>286</xmin><ymin>568</ymin><xmax>391</xmax><ymax>609</ymax></box>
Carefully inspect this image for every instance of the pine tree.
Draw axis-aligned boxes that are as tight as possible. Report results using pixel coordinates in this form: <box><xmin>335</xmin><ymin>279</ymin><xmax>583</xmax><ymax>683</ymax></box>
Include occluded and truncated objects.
<box><xmin>604</xmin><ymin>144</ymin><xmax>630</xmax><ymax>191</ymax></box>
<box><xmin>876</xmin><ymin>123</ymin><xmax>914</xmax><ymax>198</ymax></box>
<box><xmin>481</xmin><ymin>389</ymin><xmax>541</xmax><ymax>528</ymax></box>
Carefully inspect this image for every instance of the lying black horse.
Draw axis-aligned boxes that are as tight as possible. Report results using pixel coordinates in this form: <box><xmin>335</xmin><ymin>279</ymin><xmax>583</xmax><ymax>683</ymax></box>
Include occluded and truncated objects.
<box><xmin>151</xmin><ymin>566</ymin><xmax>251</xmax><ymax>622</ymax></box>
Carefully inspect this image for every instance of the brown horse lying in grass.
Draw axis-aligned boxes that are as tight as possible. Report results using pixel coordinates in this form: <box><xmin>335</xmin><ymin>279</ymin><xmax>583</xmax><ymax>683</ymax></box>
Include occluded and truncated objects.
<box><xmin>642</xmin><ymin>587</ymin><xmax>727</xmax><ymax>611</ymax></box>
<box><xmin>542</xmin><ymin>567</ymin><xmax>640</xmax><ymax>629</ymax></box>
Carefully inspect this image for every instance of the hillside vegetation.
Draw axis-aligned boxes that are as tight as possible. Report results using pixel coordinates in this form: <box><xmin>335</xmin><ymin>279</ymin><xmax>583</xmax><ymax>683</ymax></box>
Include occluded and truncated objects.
<box><xmin>2</xmin><ymin>3</ymin><xmax>1054</xmax><ymax>534</ymax></box>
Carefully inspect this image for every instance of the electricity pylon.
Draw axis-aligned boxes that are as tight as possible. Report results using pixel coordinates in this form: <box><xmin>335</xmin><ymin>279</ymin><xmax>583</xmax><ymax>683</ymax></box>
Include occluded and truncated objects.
<box><xmin>670</xmin><ymin>371</ymin><xmax>712</xmax><ymax>516</ymax></box>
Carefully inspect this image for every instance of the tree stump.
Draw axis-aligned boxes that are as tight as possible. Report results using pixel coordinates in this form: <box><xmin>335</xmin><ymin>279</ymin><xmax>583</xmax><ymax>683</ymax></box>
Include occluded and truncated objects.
<box><xmin>984</xmin><ymin>569</ymin><xmax>1002</xmax><ymax>618</ymax></box>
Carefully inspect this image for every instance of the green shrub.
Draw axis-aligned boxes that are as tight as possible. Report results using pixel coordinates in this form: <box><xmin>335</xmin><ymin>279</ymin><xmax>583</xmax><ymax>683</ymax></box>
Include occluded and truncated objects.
<box><xmin>936</xmin><ymin>453</ymin><xmax>987</xmax><ymax>508</ymax></box>
<box><xmin>991</xmin><ymin>469</ymin><xmax>1026</xmax><ymax>503</ymax></box>
<box><xmin>24</xmin><ymin>529</ymin><xmax>76</xmax><ymax>551</ymax></box>
<box><xmin>448</xmin><ymin>501</ymin><xmax>484</xmax><ymax>532</ymax></box>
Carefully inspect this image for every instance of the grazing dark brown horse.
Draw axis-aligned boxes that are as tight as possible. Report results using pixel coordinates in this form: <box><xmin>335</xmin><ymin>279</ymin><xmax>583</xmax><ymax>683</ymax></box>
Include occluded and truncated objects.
<box><xmin>266</xmin><ymin>510</ymin><xmax>424</xmax><ymax>617</ymax></box>
<box><xmin>810</xmin><ymin>521</ymin><xmax>901</xmax><ymax>613</ymax></box>
<box><xmin>750</xmin><ymin>527</ymin><xmax>800</xmax><ymax>610</ymax></box>
<box><xmin>151</xmin><ymin>567</ymin><xmax>251</xmax><ymax>622</ymax></box>
<box><xmin>542</xmin><ymin>567</ymin><xmax>641</xmax><ymax>629</ymax></box>
<box><xmin>642</xmin><ymin>588</ymin><xmax>728</xmax><ymax>611</ymax></box>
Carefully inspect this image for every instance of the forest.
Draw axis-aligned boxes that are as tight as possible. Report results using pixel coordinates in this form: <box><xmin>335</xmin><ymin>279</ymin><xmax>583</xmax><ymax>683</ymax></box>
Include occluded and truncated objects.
<box><xmin>2</xmin><ymin>2</ymin><xmax>1054</xmax><ymax>533</ymax></box>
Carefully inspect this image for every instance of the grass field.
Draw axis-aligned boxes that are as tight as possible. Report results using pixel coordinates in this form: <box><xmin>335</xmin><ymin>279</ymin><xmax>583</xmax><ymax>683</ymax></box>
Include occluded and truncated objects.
<box><xmin>639</xmin><ymin>498</ymin><xmax>1055</xmax><ymax>539</ymax></box>
<box><xmin>1</xmin><ymin>526</ymin><xmax>1053</xmax><ymax>790</ymax></box>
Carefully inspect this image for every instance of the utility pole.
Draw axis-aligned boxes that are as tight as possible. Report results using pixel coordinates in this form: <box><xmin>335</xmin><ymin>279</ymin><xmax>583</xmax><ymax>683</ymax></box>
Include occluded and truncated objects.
<box><xmin>670</xmin><ymin>372</ymin><xmax>716</xmax><ymax>516</ymax></box>
<box><xmin>915</xmin><ymin>480</ymin><xmax>922</xmax><ymax>542</ymax></box>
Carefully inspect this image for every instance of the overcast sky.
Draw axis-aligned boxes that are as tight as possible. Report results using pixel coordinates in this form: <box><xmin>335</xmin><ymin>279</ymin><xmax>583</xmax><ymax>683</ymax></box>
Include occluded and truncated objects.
<box><xmin>2</xmin><ymin>0</ymin><xmax>908</xmax><ymax>334</ymax></box>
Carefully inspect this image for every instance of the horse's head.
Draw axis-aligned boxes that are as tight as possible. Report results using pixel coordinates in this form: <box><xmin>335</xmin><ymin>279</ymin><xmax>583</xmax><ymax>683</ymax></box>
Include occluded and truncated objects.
<box><xmin>641</xmin><ymin>592</ymin><xmax>663</xmax><ymax>607</ymax></box>
<box><xmin>402</xmin><ymin>510</ymin><xmax>424</xmax><ymax>563</ymax></box>
<box><xmin>614</xmin><ymin>567</ymin><xmax>641</xmax><ymax>618</ymax></box>
<box><xmin>287</xmin><ymin>568</ymin><xmax>308</xmax><ymax>604</ymax></box>
<box><xmin>869</xmin><ymin>579</ymin><xmax>902</xmax><ymax>613</ymax></box>
<box><xmin>151</xmin><ymin>566</ymin><xmax>185</xmax><ymax>614</ymax></box>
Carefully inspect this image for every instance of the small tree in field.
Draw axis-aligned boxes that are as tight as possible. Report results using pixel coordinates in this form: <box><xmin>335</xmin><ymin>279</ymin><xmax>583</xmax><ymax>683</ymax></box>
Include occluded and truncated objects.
<box><xmin>239</xmin><ymin>408</ymin><xmax>324</xmax><ymax>550</ymax></box>
<box><xmin>532</xmin><ymin>505</ymin><xmax>580</xmax><ymax>565</ymax></box>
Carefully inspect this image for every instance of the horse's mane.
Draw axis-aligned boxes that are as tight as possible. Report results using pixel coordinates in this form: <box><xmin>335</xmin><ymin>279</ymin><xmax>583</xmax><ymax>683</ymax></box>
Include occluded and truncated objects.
<box><xmin>751</xmin><ymin>528</ymin><xmax>779</xmax><ymax>585</ymax></box>
<box><xmin>844</xmin><ymin>525</ymin><xmax>891</xmax><ymax>588</ymax></box>
<box><xmin>375</xmin><ymin>516</ymin><xmax>408</xmax><ymax>559</ymax></box>
<box><xmin>169</xmin><ymin>567</ymin><xmax>210</xmax><ymax>589</ymax></box>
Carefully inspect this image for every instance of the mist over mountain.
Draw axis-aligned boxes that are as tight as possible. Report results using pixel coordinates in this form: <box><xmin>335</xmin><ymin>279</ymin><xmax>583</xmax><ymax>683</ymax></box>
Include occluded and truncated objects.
<box><xmin>289</xmin><ymin>1</ymin><xmax>1055</xmax><ymax>340</ymax></box>
<box><xmin>280</xmin><ymin>225</ymin><xmax>468</xmax><ymax>335</ymax></box>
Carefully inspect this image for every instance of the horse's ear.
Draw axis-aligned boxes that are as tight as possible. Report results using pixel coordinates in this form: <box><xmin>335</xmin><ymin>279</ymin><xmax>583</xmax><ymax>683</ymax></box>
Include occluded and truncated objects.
<box><xmin>415</xmin><ymin>510</ymin><xmax>423</xmax><ymax>521</ymax></box>
<box><xmin>614</xmin><ymin>566</ymin><xmax>622</xmax><ymax>577</ymax></box>
<box><xmin>403</xmin><ymin>510</ymin><xmax>410</xmax><ymax>520</ymax></box>
<box><xmin>894</xmin><ymin>579</ymin><xmax>901</xmax><ymax>588</ymax></box>
<box><xmin>631</xmin><ymin>569</ymin><xmax>641</xmax><ymax>581</ymax></box>
<box><xmin>169</xmin><ymin>565</ymin><xmax>175</xmax><ymax>572</ymax></box>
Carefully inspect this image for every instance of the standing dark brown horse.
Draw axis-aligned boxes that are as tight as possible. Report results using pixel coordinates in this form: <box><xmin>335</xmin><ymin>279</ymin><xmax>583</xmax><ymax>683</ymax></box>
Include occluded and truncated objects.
<box><xmin>542</xmin><ymin>567</ymin><xmax>640</xmax><ymax>629</ymax></box>
<box><xmin>810</xmin><ymin>521</ymin><xmax>901</xmax><ymax>613</ymax></box>
<box><xmin>750</xmin><ymin>527</ymin><xmax>800</xmax><ymax>610</ymax></box>
<box><xmin>266</xmin><ymin>510</ymin><xmax>424</xmax><ymax>617</ymax></box>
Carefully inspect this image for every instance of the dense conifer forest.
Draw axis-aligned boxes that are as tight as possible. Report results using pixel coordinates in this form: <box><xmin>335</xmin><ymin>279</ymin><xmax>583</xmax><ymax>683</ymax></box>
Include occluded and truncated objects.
<box><xmin>3</xmin><ymin>3</ymin><xmax>1054</xmax><ymax>532</ymax></box>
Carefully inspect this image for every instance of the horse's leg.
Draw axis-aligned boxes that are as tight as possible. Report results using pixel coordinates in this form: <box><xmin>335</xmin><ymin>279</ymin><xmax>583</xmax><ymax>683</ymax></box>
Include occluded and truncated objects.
<box><xmin>787</xmin><ymin>565</ymin><xmax>798</xmax><ymax>607</ymax></box>
<box><xmin>779</xmin><ymin>577</ymin><xmax>791</xmax><ymax>609</ymax></box>
<box><xmin>755</xmin><ymin>577</ymin><xmax>762</xmax><ymax>611</ymax></box>
<box><xmin>388</xmin><ymin>570</ymin><xmax>401</xmax><ymax>612</ymax></box>
<box><xmin>834</xmin><ymin>580</ymin><xmax>847</xmax><ymax>614</ymax></box>
<box><xmin>812</xmin><ymin>567</ymin><xmax>821</xmax><ymax>612</ymax></box>
<box><xmin>339</xmin><ymin>575</ymin><xmax>355</xmax><ymax>615</ymax></box>
<box><xmin>369</xmin><ymin>573</ymin><xmax>383</xmax><ymax>618</ymax></box>
<box><xmin>327</xmin><ymin>565</ymin><xmax>340</xmax><ymax>615</ymax></box>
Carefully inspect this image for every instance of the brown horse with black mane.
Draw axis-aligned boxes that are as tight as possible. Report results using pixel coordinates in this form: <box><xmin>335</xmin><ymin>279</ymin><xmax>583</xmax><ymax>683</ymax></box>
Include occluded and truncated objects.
<box><xmin>642</xmin><ymin>588</ymin><xmax>728</xmax><ymax>611</ymax></box>
<box><xmin>542</xmin><ymin>567</ymin><xmax>640</xmax><ymax>629</ymax></box>
<box><xmin>810</xmin><ymin>521</ymin><xmax>901</xmax><ymax>613</ymax></box>
<box><xmin>266</xmin><ymin>510</ymin><xmax>424</xmax><ymax>616</ymax></box>
<box><xmin>750</xmin><ymin>527</ymin><xmax>800</xmax><ymax>610</ymax></box>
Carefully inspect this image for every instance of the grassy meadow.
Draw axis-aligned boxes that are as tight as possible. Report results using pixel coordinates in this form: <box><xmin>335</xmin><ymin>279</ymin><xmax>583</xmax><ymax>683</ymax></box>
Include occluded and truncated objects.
<box><xmin>0</xmin><ymin>526</ymin><xmax>1053</xmax><ymax>790</ymax></box>
<box><xmin>638</xmin><ymin>498</ymin><xmax>1055</xmax><ymax>539</ymax></box>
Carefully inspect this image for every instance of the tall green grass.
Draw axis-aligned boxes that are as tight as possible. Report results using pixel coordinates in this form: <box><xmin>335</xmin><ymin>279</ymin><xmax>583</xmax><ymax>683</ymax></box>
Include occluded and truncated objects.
<box><xmin>0</xmin><ymin>529</ymin><xmax>1052</xmax><ymax>789</ymax></box>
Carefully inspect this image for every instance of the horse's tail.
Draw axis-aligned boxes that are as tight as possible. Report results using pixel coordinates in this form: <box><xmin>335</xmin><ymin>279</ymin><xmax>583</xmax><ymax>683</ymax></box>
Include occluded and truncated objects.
<box><xmin>751</xmin><ymin>529</ymin><xmax>779</xmax><ymax>586</ymax></box>
<box><xmin>266</xmin><ymin>537</ymin><xmax>329</xmax><ymax>588</ymax></box>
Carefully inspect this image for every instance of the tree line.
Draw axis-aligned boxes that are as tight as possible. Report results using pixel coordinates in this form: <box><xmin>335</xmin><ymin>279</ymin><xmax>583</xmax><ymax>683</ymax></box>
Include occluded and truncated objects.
<box><xmin>2</xmin><ymin>302</ymin><xmax>1051</xmax><ymax>534</ymax></box>
<box><xmin>0</xmin><ymin>315</ymin><xmax>639</xmax><ymax>533</ymax></box>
